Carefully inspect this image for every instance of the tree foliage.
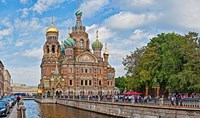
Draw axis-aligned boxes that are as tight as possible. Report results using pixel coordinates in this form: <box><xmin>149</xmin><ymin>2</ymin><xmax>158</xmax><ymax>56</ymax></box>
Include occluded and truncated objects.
<box><xmin>121</xmin><ymin>32</ymin><xmax>200</xmax><ymax>93</ymax></box>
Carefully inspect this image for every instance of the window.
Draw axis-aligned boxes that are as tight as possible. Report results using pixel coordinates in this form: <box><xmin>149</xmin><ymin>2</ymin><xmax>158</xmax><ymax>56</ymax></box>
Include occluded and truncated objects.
<box><xmin>99</xmin><ymin>80</ymin><xmax>101</xmax><ymax>86</ymax></box>
<box><xmin>89</xmin><ymin>80</ymin><xmax>92</xmax><ymax>86</ymax></box>
<box><xmin>99</xmin><ymin>69</ymin><xmax>101</xmax><ymax>74</ymax></box>
<box><xmin>47</xmin><ymin>46</ymin><xmax>49</xmax><ymax>53</ymax></box>
<box><xmin>85</xmin><ymin>80</ymin><xmax>88</xmax><ymax>86</ymax></box>
<box><xmin>90</xmin><ymin>69</ymin><xmax>92</xmax><ymax>73</ymax></box>
<box><xmin>108</xmin><ymin>81</ymin><xmax>109</xmax><ymax>86</ymax></box>
<box><xmin>85</xmin><ymin>69</ymin><xmax>88</xmax><ymax>73</ymax></box>
<box><xmin>81</xmin><ymin>69</ymin><xmax>84</xmax><ymax>73</ymax></box>
<box><xmin>111</xmin><ymin>81</ymin><xmax>112</xmax><ymax>86</ymax></box>
<box><xmin>69</xmin><ymin>68</ymin><xmax>72</xmax><ymax>73</ymax></box>
<box><xmin>70</xmin><ymin>80</ymin><xmax>72</xmax><ymax>85</ymax></box>
<box><xmin>52</xmin><ymin>45</ymin><xmax>55</xmax><ymax>53</ymax></box>
<box><xmin>81</xmin><ymin>80</ymin><xmax>83</xmax><ymax>85</ymax></box>
<box><xmin>80</xmin><ymin>39</ymin><xmax>83</xmax><ymax>48</ymax></box>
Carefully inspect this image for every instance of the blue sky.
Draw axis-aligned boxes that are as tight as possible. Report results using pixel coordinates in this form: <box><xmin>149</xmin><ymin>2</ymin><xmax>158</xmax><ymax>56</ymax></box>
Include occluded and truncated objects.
<box><xmin>1</xmin><ymin>0</ymin><xmax>200</xmax><ymax>86</ymax></box>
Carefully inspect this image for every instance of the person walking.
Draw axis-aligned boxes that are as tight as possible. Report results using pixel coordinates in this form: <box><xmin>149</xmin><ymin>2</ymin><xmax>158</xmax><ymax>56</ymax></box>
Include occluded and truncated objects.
<box><xmin>17</xmin><ymin>96</ymin><xmax>20</xmax><ymax>106</ymax></box>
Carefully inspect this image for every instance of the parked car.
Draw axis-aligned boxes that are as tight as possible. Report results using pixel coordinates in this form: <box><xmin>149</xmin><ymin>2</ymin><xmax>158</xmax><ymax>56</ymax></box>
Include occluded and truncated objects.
<box><xmin>0</xmin><ymin>100</ymin><xmax>10</xmax><ymax>117</ymax></box>
<box><xmin>3</xmin><ymin>97</ymin><xmax>13</xmax><ymax>108</ymax></box>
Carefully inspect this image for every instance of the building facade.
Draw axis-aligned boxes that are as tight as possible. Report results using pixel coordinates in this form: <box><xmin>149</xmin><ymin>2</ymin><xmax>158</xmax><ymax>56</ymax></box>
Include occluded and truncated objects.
<box><xmin>0</xmin><ymin>61</ymin><xmax>4</xmax><ymax>97</ymax></box>
<box><xmin>38</xmin><ymin>9</ymin><xmax>118</xmax><ymax>97</ymax></box>
<box><xmin>3</xmin><ymin>69</ymin><xmax>11</xmax><ymax>96</ymax></box>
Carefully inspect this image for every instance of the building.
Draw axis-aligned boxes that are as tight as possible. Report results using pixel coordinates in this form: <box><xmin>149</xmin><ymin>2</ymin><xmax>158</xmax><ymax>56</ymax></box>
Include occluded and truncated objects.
<box><xmin>0</xmin><ymin>61</ymin><xmax>4</xmax><ymax>97</ymax></box>
<box><xmin>3</xmin><ymin>69</ymin><xmax>11</xmax><ymax>96</ymax></box>
<box><xmin>38</xmin><ymin>9</ymin><xmax>119</xmax><ymax>97</ymax></box>
<box><xmin>11</xmin><ymin>83</ymin><xmax>37</xmax><ymax>96</ymax></box>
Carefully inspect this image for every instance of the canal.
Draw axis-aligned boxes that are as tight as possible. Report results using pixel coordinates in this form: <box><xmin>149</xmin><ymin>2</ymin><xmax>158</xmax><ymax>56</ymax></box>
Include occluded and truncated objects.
<box><xmin>23</xmin><ymin>100</ymin><xmax>117</xmax><ymax>118</ymax></box>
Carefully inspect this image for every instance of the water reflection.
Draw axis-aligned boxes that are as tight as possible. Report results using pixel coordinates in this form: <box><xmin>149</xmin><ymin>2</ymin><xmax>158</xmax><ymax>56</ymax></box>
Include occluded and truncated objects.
<box><xmin>24</xmin><ymin>100</ymin><xmax>117</xmax><ymax>118</ymax></box>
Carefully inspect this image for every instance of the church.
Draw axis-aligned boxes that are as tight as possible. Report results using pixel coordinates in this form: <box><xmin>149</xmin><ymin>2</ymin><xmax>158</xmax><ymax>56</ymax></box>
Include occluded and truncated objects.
<box><xmin>38</xmin><ymin>9</ymin><xmax>118</xmax><ymax>97</ymax></box>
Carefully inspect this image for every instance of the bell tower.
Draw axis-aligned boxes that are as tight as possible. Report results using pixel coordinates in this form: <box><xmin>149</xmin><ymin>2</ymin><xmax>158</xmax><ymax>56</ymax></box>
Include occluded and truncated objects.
<box><xmin>41</xmin><ymin>17</ymin><xmax>61</xmax><ymax>83</ymax></box>
<box><xmin>71</xmin><ymin>8</ymin><xmax>89</xmax><ymax>55</ymax></box>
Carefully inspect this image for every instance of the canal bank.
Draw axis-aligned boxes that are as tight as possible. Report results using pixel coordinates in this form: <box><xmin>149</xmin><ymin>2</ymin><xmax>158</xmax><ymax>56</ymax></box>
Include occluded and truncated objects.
<box><xmin>35</xmin><ymin>98</ymin><xmax>200</xmax><ymax>118</ymax></box>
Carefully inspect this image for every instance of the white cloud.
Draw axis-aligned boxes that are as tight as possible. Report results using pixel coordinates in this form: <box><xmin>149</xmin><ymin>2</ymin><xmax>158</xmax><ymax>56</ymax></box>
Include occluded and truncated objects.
<box><xmin>15</xmin><ymin>41</ymin><xmax>24</xmax><ymax>47</ymax></box>
<box><xmin>32</xmin><ymin>0</ymin><xmax>65</xmax><ymax>14</ymax></box>
<box><xmin>86</xmin><ymin>24</ymin><xmax>115</xmax><ymax>43</ymax></box>
<box><xmin>104</xmin><ymin>12</ymin><xmax>159</xmax><ymax>30</ymax></box>
<box><xmin>20</xmin><ymin>0</ymin><xmax>27</xmax><ymax>4</ymax></box>
<box><xmin>9</xmin><ymin>66</ymin><xmax>40</xmax><ymax>86</ymax></box>
<box><xmin>22</xmin><ymin>47</ymin><xmax>43</xmax><ymax>59</ymax></box>
<box><xmin>1</xmin><ymin>18</ymin><xmax>11</xmax><ymax>27</ymax></box>
<box><xmin>166</xmin><ymin>0</ymin><xmax>200</xmax><ymax>30</ymax></box>
<box><xmin>114</xmin><ymin>64</ymin><xmax>126</xmax><ymax>77</ymax></box>
<box><xmin>80</xmin><ymin>0</ymin><xmax>109</xmax><ymax>18</ymax></box>
<box><xmin>129</xmin><ymin>29</ymin><xmax>155</xmax><ymax>40</ymax></box>
<box><xmin>20</xmin><ymin>8</ymin><xmax>30</xmax><ymax>18</ymax></box>
<box><xmin>111</xmin><ymin>0</ymin><xmax>155</xmax><ymax>11</ymax></box>
<box><xmin>0</xmin><ymin>28</ymin><xmax>13</xmax><ymax>39</ymax></box>
<box><xmin>14</xmin><ymin>18</ymin><xmax>44</xmax><ymax>37</ymax></box>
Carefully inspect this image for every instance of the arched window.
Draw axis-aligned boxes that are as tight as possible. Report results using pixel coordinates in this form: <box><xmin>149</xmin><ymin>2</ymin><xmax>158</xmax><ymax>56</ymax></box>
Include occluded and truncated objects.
<box><xmin>80</xmin><ymin>39</ymin><xmax>84</xmax><ymax>48</ymax></box>
<box><xmin>47</xmin><ymin>45</ymin><xmax>49</xmax><ymax>53</ymax></box>
<box><xmin>52</xmin><ymin>45</ymin><xmax>55</xmax><ymax>53</ymax></box>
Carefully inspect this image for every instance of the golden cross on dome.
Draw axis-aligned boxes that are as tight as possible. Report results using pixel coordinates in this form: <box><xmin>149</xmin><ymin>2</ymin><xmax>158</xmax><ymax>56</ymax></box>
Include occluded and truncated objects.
<box><xmin>105</xmin><ymin>43</ymin><xmax>107</xmax><ymax>51</ymax></box>
<box><xmin>51</xmin><ymin>16</ymin><xmax>54</xmax><ymax>25</ymax></box>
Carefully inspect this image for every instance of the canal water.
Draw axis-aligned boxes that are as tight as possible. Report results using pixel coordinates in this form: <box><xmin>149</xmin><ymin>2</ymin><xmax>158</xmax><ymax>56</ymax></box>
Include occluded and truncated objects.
<box><xmin>24</xmin><ymin>100</ymin><xmax>117</xmax><ymax>118</ymax></box>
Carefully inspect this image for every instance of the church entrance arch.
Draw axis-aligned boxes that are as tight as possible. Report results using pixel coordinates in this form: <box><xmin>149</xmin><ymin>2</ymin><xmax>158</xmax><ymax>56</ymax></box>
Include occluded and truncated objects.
<box><xmin>55</xmin><ymin>88</ymin><xmax>63</xmax><ymax>97</ymax></box>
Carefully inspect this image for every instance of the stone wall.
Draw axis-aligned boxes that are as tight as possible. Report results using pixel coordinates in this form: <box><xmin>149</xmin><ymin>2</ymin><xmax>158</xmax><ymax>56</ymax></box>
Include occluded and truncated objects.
<box><xmin>36</xmin><ymin>98</ymin><xmax>200</xmax><ymax>118</ymax></box>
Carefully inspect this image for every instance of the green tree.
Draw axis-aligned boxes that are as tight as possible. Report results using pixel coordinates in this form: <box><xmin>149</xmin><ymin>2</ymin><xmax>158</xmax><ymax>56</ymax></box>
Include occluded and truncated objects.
<box><xmin>123</xmin><ymin>32</ymin><xmax>200</xmax><ymax>94</ymax></box>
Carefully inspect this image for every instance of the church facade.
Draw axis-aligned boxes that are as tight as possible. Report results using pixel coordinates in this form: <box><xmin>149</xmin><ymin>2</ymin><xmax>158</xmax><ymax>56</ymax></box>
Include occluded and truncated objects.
<box><xmin>38</xmin><ymin>9</ymin><xmax>118</xmax><ymax>97</ymax></box>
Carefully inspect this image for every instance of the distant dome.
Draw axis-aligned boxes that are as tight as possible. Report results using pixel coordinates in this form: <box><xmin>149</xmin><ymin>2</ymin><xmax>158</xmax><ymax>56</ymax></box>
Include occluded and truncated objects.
<box><xmin>75</xmin><ymin>9</ymin><xmax>82</xmax><ymax>16</ymax></box>
<box><xmin>103</xmin><ymin>51</ymin><xmax>109</xmax><ymax>55</ymax></box>
<box><xmin>46</xmin><ymin>24</ymin><xmax>59</xmax><ymax>34</ymax></box>
<box><xmin>61</xmin><ymin>42</ymin><xmax>65</xmax><ymax>54</ymax></box>
<box><xmin>63</xmin><ymin>36</ymin><xmax>76</xmax><ymax>47</ymax></box>
<box><xmin>92</xmin><ymin>40</ymin><xmax>103</xmax><ymax>50</ymax></box>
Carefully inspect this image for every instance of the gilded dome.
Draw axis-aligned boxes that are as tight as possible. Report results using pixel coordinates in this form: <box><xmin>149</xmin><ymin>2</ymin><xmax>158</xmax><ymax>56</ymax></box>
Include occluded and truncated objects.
<box><xmin>63</xmin><ymin>36</ymin><xmax>76</xmax><ymax>47</ymax></box>
<box><xmin>46</xmin><ymin>24</ymin><xmax>59</xmax><ymax>34</ymax></box>
<box><xmin>104</xmin><ymin>51</ymin><xmax>109</xmax><ymax>55</ymax></box>
<box><xmin>92</xmin><ymin>40</ymin><xmax>103</xmax><ymax>50</ymax></box>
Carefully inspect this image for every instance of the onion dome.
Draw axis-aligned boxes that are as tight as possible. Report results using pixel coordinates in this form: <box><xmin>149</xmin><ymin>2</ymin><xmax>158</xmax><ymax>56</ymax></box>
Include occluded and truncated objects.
<box><xmin>63</xmin><ymin>35</ymin><xmax>76</xmax><ymax>47</ymax></box>
<box><xmin>92</xmin><ymin>30</ymin><xmax>103</xmax><ymax>50</ymax></box>
<box><xmin>61</xmin><ymin>41</ymin><xmax>65</xmax><ymax>54</ymax></box>
<box><xmin>75</xmin><ymin>9</ymin><xmax>82</xmax><ymax>16</ymax></box>
<box><xmin>103</xmin><ymin>51</ymin><xmax>109</xmax><ymax>55</ymax></box>
<box><xmin>103</xmin><ymin>43</ymin><xmax>109</xmax><ymax>55</ymax></box>
<box><xmin>46</xmin><ymin>17</ymin><xmax>59</xmax><ymax>35</ymax></box>
<box><xmin>92</xmin><ymin>40</ymin><xmax>103</xmax><ymax>50</ymax></box>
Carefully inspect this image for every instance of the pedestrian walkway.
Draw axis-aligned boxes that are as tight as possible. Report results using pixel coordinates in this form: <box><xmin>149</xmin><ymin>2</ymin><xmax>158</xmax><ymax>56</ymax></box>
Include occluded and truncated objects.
<box><xmin>9</xmin><ymin>104</ymin><xmax>17</xmax><ymax>118</ymax></box>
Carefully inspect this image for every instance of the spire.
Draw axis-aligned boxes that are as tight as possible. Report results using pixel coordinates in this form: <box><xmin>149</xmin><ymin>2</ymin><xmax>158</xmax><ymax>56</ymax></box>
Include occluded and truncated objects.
<box><xmin>105</xmin><ymin>43</ymin><xmax>107</xmax><ymax>51</ymax></box>
<box><xmin>51</xmin><ymin>16</ymin><xmax>54</xmax><ymax>26</ymax></box>
<box><xmin>103</xmin><ymin>43</ymin><xmax>109</xmax><ymax>55</ymax></box>
<box><xmin>96</xmin><ymin>30</ymin><xmax>99</xmax><ymax>41</ymax></box>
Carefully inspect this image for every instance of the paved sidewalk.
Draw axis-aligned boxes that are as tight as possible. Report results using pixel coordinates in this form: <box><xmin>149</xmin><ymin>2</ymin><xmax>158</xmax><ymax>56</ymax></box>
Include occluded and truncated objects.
<box><xmin>9</xmin><ymin>104</ymin><xmax>17</xmax><ymax>118</ymax></box>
